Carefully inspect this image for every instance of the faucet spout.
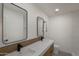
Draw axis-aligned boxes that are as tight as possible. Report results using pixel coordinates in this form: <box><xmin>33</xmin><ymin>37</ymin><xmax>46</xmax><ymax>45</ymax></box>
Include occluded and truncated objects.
<box><xmin>17</xmin><ymin>44</ymin><xmax>23</xmax><ymax>52</ymax></box>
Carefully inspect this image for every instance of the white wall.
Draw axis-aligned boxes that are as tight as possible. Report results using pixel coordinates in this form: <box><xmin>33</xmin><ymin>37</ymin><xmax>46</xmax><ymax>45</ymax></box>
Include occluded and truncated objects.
<box><xmin>71</xmin><ymin>11</ymin><xmax>79</xmax><ymax>55</ymax></box>
<box><xmin>0</xmin><ymin>3</ymin><xmax>48</xmax><ymax>47</ymax></box>
<box><xmin>48</xmin><ymin>11</ymin><xmax>79</xmax><ymax>55</ymax></box>
<box><xmin>15</xmin><ymin>3</ymin><xmax>48</xmax><ymax>39</ymax></box>
<box><xmin>0</xmin><ymin>4</ymin><xmax>3</xmax><ymax>46</ymax></box>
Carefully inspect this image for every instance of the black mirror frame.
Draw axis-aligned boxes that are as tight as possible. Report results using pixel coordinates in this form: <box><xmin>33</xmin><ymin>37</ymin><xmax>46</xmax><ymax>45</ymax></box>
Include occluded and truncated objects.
<box><xmin>2</xmin><ymin>3</ymin><xmax>28</xmax><ymax>44</ymax></box>
<box><xmin>37</xmin><ymin>16</ymin><xmax>44</xmax><ymax>38</ymax></box>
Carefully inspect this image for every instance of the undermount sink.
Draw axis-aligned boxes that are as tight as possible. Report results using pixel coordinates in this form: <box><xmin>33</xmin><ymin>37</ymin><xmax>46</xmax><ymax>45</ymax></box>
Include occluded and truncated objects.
<box><xmin>19</xmin><ymin>47</ymin><xmax>35</xmax><ymax>56</ymax></box>
<box><xmin>7</xmin><ymin>47</ymin><xmax>36</xmax><ymax>56</ymax></box>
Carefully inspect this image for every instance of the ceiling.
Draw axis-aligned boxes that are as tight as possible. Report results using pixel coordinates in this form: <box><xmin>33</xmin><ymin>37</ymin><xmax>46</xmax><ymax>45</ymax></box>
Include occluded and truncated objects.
<box><xmin>34</xmin><ymin>3</ymin><xmax>79</xmax><ymax>17</ymax></box>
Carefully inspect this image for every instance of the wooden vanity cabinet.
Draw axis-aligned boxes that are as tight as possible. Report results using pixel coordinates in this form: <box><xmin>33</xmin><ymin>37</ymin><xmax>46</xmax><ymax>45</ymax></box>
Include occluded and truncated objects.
<box><xmin>43</xmin><ymin>44</ymin><xmax>54</xmax><ymax>56</ymax></box>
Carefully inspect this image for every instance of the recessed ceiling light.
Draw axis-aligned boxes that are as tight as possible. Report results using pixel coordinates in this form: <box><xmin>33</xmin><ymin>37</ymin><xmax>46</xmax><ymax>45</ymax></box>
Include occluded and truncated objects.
<box><xmin>55</xmin><ymin>8</ymin><xmax>60</xmax><ymax>12</ymax></box>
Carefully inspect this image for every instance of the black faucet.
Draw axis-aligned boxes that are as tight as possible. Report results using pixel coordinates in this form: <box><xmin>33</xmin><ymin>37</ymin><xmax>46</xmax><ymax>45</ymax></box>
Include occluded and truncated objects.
<box><xmin>17</xmin><ymin>44</ymin><xmax>23</xmax><ymax>52</ymax></box>
<box><xmin>40</xmin><ymin>36</ymin><xmax>44</xmax><ymax>41</ymax></box>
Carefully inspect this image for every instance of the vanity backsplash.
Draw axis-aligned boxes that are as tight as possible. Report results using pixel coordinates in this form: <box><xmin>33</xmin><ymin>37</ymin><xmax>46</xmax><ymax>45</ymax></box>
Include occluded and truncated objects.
<box><xmin>0</xmin><ymin>37</ymin><xmax>41</xmax><ymax>54</ymax></box>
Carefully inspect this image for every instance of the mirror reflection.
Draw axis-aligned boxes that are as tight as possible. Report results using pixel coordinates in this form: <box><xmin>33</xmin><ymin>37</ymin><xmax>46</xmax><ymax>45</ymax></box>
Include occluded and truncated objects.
<box><xmin>2</xmin><ymin>3</ymin><xmax>28</xmax><ymax>44</ymax></box>
<box><xmin>37</xmin><ymin>17</ymin><xmax>44</xmax><ymax>40</ymax></box>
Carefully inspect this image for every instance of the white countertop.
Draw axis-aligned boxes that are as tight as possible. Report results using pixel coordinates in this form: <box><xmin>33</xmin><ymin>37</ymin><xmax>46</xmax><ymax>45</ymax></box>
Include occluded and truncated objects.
<box><xmin>6</xmin><ymin>39</ymin><xmax>54</xmax><ymax>56</ymax></box>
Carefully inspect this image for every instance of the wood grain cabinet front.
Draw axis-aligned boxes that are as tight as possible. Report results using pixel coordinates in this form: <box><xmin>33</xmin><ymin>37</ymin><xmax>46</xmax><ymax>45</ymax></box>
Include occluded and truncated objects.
<box><xmin>43</xmin><ymin>44</ymin><xmax>54</xmax><ymax>56</ymax></box>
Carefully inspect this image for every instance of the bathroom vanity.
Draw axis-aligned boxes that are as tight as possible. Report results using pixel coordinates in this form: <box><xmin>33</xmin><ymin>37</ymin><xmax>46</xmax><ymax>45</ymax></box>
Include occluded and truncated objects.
<box><xmin>0</xmin><ymin>3</ymin><xmax>54</xmax><ymax>56</ymax></box>
<box><xmin>6</xmin><ymin>39</ymin><xmax>54</xmax><ymax>56</ymax></box>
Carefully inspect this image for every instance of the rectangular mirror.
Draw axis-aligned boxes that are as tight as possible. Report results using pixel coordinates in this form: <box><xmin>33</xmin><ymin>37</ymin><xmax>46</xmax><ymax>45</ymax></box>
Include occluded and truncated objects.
<box><xmin>2</xmin><ymin>3</ymin><xmax>28</xmax><ymax>44</ymax></box>
<box><xmin>37</xmin><ymin>17</ymin><xmax>44</xmax><ymax>38</ymax></box>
